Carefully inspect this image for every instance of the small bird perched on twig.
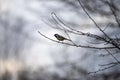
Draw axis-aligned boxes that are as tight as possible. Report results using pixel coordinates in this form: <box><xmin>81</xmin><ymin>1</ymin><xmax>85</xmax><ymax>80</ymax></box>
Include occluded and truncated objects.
<box><xmin>54</xmin><ymin>34</ymin><xmax>70</xmax><ymax>41</ymax></box>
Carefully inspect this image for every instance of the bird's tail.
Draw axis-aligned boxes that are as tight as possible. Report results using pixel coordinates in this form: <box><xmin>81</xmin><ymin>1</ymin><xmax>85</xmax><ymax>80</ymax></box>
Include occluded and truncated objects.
<box><xmin>65</xmin><ymin>38</ymin><xmax>71</xmax><ymax>41</ymax></box>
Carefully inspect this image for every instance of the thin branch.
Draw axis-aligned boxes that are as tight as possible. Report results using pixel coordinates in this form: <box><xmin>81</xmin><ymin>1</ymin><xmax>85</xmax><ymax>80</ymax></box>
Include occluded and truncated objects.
<box><xmin>88</xmin><ymin>64</ymin><xmax>117</xmax><ymax>74</ymax></box>
<box><xmin>51</xmin><ymin>12</ymin><xmax>78</xmax><ymax>32</ymax></box>
<box><xmin>78</xmin><ymin>0</ymin><xmax>120</xmax><ymax>50</ymax></box>
<box><xmin>105</xmin><ymin>0</ymin><xmax>120</xmax><ymax>28</ymax></box>
<box><xmin>51</xmin><ymin>12</ymin><xmax>85</xmax><ymax>35</ymax></box>
<box><xmin>51</xmin><ymin>12</ymin><xmax>76</xmax><ymax>45</ymax></box>
<box><xmin>103</xmin><ymin>23</ymin><xmax>111</xmax><ymax>31</ymax></box>
<box><xmin>99</xmin><ymin>62</ymin><xmax>118</xmax><ymax>67</ymax></box>
<box><xmin>38</xmin><ymin>31</ymin><xmax>117</xmax><ymax>49</ymax></box>
<box><xmin>50</xmin><ymin>12</ymin><xmax>116</xmax><ymax>46</ymax></box>
<box><xmin>77</xmin><ymin>0</ymin><xmax>110</xmax><ymax>38</ymax></box>
<box><xmin>86</xmin><ymin>40</ymin><xmax>105</xmax><ymax>44</ymax></box>
<box><xmin>105</xmin><ymin>49</ymin><xmax>120</xmax><ymax>64</ymax></box>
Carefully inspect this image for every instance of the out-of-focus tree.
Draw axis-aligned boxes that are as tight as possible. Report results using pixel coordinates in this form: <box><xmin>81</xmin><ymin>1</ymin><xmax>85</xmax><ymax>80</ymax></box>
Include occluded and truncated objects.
<box><xmin>60</xmin><ymin>0</ymin><xmax>120</xmax><ymax>16</ymax></box>
<box><xmin>0</xmin><ymin>13</ymin><xmax>30</xmax><ymax>60</ymax></box>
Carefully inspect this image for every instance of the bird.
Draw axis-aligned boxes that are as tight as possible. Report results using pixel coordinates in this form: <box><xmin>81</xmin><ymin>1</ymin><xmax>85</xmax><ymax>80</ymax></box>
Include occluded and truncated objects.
<box><xmin>54</xmin><ymin>34</ymin><xmax>70</xmax><ymax>41</ymax></box>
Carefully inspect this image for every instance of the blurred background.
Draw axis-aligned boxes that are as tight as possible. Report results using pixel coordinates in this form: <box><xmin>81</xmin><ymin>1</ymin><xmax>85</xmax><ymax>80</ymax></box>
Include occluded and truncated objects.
<box><xmin>0</xmin><ymin>0</ymin><xmax>120</xmax><ymax>80</ymax></box>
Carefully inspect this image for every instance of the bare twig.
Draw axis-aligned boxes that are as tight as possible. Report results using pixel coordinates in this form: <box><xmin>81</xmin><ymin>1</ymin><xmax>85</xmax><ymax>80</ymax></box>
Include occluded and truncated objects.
<box><xmin>77</xmin><ymin>0</ymin><xmax>109</xmax><ymax>38</ymax></box>
<box><xmin>78</xmin><ymin>0</ymin><xmax>120</xmax><ymax>50</ymax></box>
<box><xmin>51</xmin><ymin>12</ymin><xmax>76</xmax><ymax>45</ymax></box>
<box><xmin>105</xmin><ymin>0</ymin><xmax>120</xmax><ymax>28</ymax></box>
<box><xmin>99</xmin><ymin>62</ymin><xmax>118</xmax><ymax>66</ymax></box>
<box><xmin>105</xmin><ymin>49</ymin><xmax>120</xmax><ymax>64</ymax></box>
<box><xmin>51</xmin><ymin>12</ymin><xmax>86</xmax><ymax>35</ymax></box>
<box><xmin>89</xmin><ymin>49</ymin><xmax>120</xmax><ymax>74</ymax></box>
<box><xmin>38</xmin><ymin>0</ymin><xmax>120</xmax><ymax>74</ymax></box>
<box><xmin>88</xmin><ymin>64</ymin><xmax>117</xmax><ymax>74</ymax></box>
<box><xmin>38</xmin><ymin>31</ymin><xmax>116</xmax><ymax>49</ymax></box>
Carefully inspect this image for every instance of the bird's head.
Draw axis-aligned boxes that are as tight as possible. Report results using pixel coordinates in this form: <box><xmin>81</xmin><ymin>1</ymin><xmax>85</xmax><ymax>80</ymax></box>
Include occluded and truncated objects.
<box><xmin>54</xmin><ymin>34</ymin><xmax>59</xmax><ymax>38</ymax></box>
